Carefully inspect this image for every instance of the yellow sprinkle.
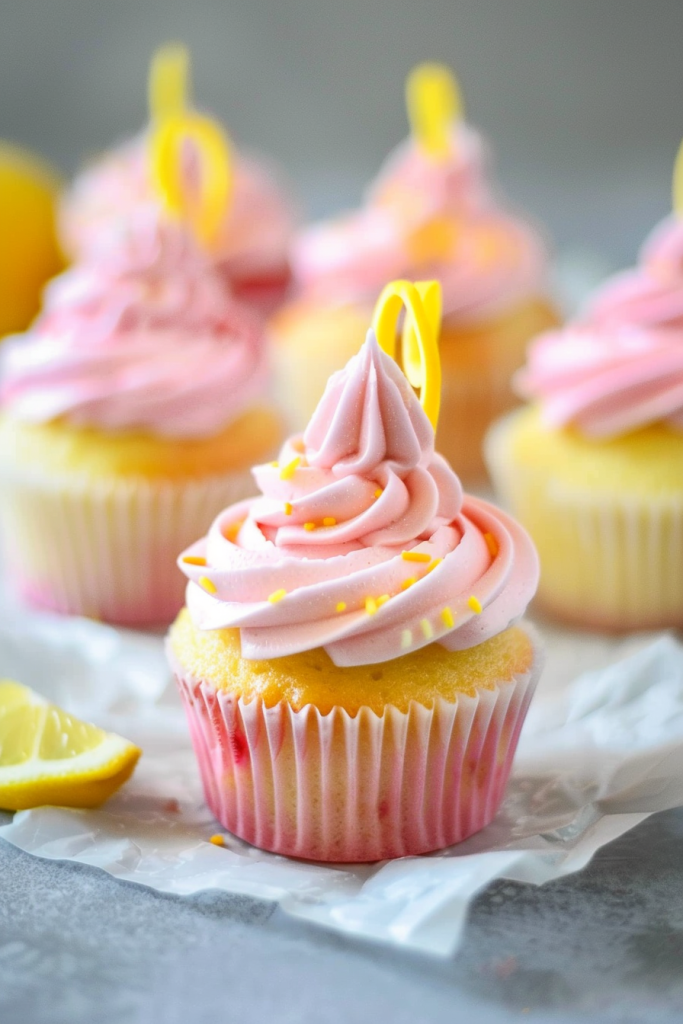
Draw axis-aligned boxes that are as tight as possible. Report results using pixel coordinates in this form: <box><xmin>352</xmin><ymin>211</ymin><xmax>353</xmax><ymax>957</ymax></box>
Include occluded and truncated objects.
<box><xmin>270</xmin><ymin>461</ymin><xmax>279</xmax><ymax>468</ymax></box>
<box><xmin>374</xmin><ymin>488</ymin><xmax>383</xmax><ymax>499</ymax></box>
<box><xmin>284</xmin><ymin>502</ymin><xmax>293</xmax><ymax>516</ymax></box>
<box><xmin>336</xmin><ymin>601</ymin><xmax>347</xmax><ymax>613</ymax></box>
<box><xmin>401</xmin><ymin>629</ymin><xmax>412</xmax><ymax>649</ymax></box>
<box><xmin>401</xmin><ymin>577</ymin><xmax>416</xmax><ymax>590</ymax></box>
<box><xmin>303</xmin><ymin>522</ymin><xmax>316</xmax><ymax>531</ymax></box>
<box><xmin>268</xmin><ymin>589</ymin><xmax>287</xmax><ymax>603</ymax></box>
<box><xmin>279</xmin><ymin>456</ymin><xmax>301</xmax><ymax>481</ymax></box>
<box><xmin>376</xmin><ymin>594</ymin><xmax>390</xmax><ymax>607</ymax></box>
<box><xmin>198</xmin><ymin>576</ymin><xmax>217</xmax><ymax>594</ymax></box>
<box><xmin>484</xmin><ymin>532</ymin><xmax>499</xmax><ymax>558</ymax></box>
<box><xmin>468</xmin><ymin>595</ymin><xmax>483</xmax><ymax>614</ymax></box>
<box><xmin>420</xmin><ymin>618</ymin><xmax>434</xmax><ymax>639</ymax></box>
<box><xmin>426</xmin><ymin>557</ymin><xmax>443</xmax><ymax>574</ymax></box>
<box><xmin>209</xmin><ymin>834</ymin><xmax>225</xmax><ymax>847</ymax></box>
<box><xmin>365</xmin><ymin>597</ymin><xmax>378</xmax><ymax>615</ymax></box>
<box><xmin>441</xmin><ymin>606</ymin><xmax>455</xmax><ymax>629</ymax></box>
<box><xmin>323</xmin><ymin>517</ymin><xmax>337</xmax><ymax>527</ymax></box>
<box><xmin>401</xmin><ymin>551</ymin><xmax>431</xmax><ymax>563</ymax></box>
<box><xmin>183</xmin><ymin>555</ymin><xmax>206</xmax><ymax>566</ymax></box>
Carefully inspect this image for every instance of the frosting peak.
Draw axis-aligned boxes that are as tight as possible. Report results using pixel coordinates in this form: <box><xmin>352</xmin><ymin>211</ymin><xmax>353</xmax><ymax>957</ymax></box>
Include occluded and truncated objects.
<box><xmin>59</xmin><ymin>134</ymin><xmax>294</xmax><ymax>305</ymax></box>
<box><xmin>293</xmin><ymin>127</ymin><xmax>549</xmax><ymax>323</ymax></box>
<box><xmin>304</xmin><ymin>332</ymin><xmax>436</xmax><ymax>479</ymax></box>
<box><xmin>179</xmin><ymin>332</ymin><xmax>538</xmax><ymax>665</ymax></box>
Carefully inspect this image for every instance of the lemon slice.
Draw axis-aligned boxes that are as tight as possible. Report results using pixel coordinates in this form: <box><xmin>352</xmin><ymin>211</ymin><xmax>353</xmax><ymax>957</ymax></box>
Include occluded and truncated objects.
<box><xmin>0</xmin><ymin>142</ymin><xmax>65</xmax><ymax>337</ymax></box>
<box><xmin>0</xmin><ymin>679</ymin><xmax>141</xmax><ymax>810</ymax></box>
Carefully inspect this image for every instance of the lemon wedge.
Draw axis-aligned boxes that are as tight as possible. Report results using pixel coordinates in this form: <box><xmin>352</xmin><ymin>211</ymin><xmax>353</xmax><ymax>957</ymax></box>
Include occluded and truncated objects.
<box><xmin>0</xmin><ymin>679</ymin><xmax>141</xmax><ymax>810</ymax></box>
<box><xmin>0</xmin><ymin>142</ymin><xmax>65</xmax><ymax>338</ymax></box>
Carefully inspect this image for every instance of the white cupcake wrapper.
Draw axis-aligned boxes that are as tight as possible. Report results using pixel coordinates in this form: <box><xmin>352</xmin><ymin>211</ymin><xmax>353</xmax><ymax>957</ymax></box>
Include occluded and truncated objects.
<box><xmin>169</xmin><ymin>639</ymin><xmax>541</xmax><ymax>863</ymax></box>
<box><xmin>0</xmin><ymin>468</ymin><xmax>255</xmax><ymax>626</ymax></box>
<box><xmin>486</xmin><ymin>413</ymin><xmax>683</xmax><ymax>630</ymax></box>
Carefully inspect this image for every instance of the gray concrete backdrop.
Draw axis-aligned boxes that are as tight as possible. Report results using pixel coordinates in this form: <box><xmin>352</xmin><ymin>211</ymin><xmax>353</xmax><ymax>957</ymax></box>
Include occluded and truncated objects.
<box><xmin>2</xmin><ymin>0</ymin><xmax>683</xmax><ymax>265</ymax></box>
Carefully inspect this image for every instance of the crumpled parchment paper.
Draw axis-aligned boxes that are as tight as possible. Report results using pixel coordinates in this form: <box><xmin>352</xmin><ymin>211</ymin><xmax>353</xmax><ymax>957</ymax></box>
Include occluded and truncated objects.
<box><xmin>1</xmin><ymin>601</ymin><xmax>681</xmax><ymax>956</ymax></box>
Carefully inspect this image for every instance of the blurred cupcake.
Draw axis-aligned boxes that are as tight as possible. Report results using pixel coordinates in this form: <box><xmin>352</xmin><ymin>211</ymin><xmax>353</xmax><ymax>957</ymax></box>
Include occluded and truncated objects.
<box><xmin>486</xmin><ymin>150</ymin><xmax>683</xmax><ymax>630</ymax></box>
<box><xmin>0</xmin><ymin>129</ymin><xmax>282</xmax><ymax>625</ymax></box>
<box><xmin>59</xmin><ymin>44</ymin><xmax>295</xmax><ymax>315</ymax></box>
<box><xmin>270</xmin><ymin>63</ymin><xmax>559</xmax><ymax>479</ymax></box>
<box><xmin>168</xmin><ymin>280</ymin><xmax>541</xmax><ymax>862</ymax></box>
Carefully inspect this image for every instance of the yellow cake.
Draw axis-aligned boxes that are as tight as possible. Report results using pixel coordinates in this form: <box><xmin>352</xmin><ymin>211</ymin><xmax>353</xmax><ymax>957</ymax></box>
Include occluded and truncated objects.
<box><xmin>170</xmin><ymin>607</ymin><xmax>535</xmax><ymax>716</ymax></box>
<box><xmin>168</xmin><ymin>280</ymin><xmax>542</xmax><ymax>861</ymax></box>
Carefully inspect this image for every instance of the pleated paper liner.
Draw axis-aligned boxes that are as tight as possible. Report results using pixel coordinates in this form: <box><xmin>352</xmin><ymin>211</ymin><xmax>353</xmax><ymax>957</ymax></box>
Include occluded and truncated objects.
<box><xmin>0</xmin><ymin>467</ymin><xmax>255</xmax><ymax>626</ymax></box>
<box><xmin>170</xmin><ymin>638</ymin><xmax>542</xmax><ymax>863</ymax></box>
<box><xmin>486</xmin><ymin>412</ymin><xmax>683</xmax><ymax>631</ymax></box>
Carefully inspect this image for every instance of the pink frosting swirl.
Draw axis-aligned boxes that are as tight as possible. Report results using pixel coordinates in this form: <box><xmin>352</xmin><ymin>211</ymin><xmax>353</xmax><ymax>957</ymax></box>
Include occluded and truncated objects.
<box><xmin>1</xmin><ymin>213</ymin><xmax>270</xmax><ymax>437</ymax></box>
<box><xmin>59</xmin><ymin>133</ymin><xmax>295</xmax><ymax>300</ymax></box>
<box><xmin>516</xmin><ymin>216</ymin><xmax>683</xmax><ymax>437</ymax></box>
<box><xmin>179</xmin><ymin>333</ymin><xmax>538</xmax><ymax>665</ymax></box>
<box><xmin>293</xmin><ymin>127</ymin><xmax>550</xmax><ymax>323</ymax></box>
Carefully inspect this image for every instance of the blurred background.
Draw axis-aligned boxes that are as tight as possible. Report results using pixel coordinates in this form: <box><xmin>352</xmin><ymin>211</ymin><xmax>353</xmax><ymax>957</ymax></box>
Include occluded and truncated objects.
<box><xmin>2</xmin><ymin>0</ymin><xmax>683</xmax><ymax>276</ymax></box>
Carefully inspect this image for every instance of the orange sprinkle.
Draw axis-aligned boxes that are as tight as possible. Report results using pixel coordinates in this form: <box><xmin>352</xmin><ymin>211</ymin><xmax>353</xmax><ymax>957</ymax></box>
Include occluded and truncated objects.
<box><xmin>223</xmin><ymin>520</ymin><xmax>242</xmax><ymax>541</ymax></box>
<box><xmin>209</xmin><ymin>834</ymin><xmax>225</xmax><ymax>847</ymax></box>
<box><xmin>279</xmin><ymin>456</ymin><xmax>301</xmax><ymax>481</ymax></box>
<box><xmin>374</xmin><ymin>488</ymin><xmax>383</xmax><ymax>499</ymax></box>
<box><xmin>303</xmin><ymin>522</ymin><xmax>316</xmax><ymax>531</ymax></box>
<box><xmin>484</xmin><ymin>532</ymin><xmax>499</xmax><ymax>558</ymax></box>
<box><xmin>468</xmin><ymin>595</ymin><xmax>483</xmax><ymax>614</ymax></box>
<box><xmin>183</xmin><ymin>555</ymin><xmax>207</xmax><ymax>566</ymax></box>
<box><xmin>365</xmin><ymin>597</ymin><xmax>378</xmax><ymax>616</ymax></box>
<box><xmin>376</xmin><ymin>594</ymin><xmax>390</xmax><ymax>607</ymax></box>
<box><xmin>441</xmin><ymin>606</ymin><xmax>455</xmax><ymax>629</ymax></box>
<box><xmin>268</xmin><ymin>589</ymin><xmax>287</xmax><ymax>603</ymax></box>
<box><xmin>336</xmin><ymin>601</ymin><xmax>347</xmax><ymax>613</ymax></box>
<box><xmin>401</xmin><ymin>577</ymin><xmax>416</xmax><ymax>590</ymax></box>
<box><xmin>284</xmin><ymin>502</ymin><xmax>293</xmax><ymax>516</ymax></box>
<box><xmin>420</xmin><ymin>618</ymin><xmax>434</xmax><ymax>639</ymax></box>
<box><xmin>198</xmin><ymin>576</ymin><xmax>217</xmax><ymax>594</ymax></box>
<box><xmin>426</xmin><ymin>557</ymin><xmax>443</xmax><ymax>574</ymax></box>
<box><xmin>401</xmin><ymin>551</ymin><xmax>431</xmax><ymax>563</ymax></box>
<box><xmin>292</xmin><ymin>437</ymin><xmax>305</xmax><ymax>453</ymax></box>
<box><xmin>323</xmin><ymin>517</ymin><xmax>337</xmax><ymax>527</ymax></box>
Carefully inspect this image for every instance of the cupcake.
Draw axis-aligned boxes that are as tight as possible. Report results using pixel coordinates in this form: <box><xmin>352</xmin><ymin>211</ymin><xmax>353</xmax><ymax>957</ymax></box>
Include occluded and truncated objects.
<box><xmin>59</xmin><ymin>44</ymin><xmax>295</xmax><ymax>315</ymax></box>
<box><xmin>270</xmin><ymin>63</ymin><xmax>559</xmax><ymax>479</ymax></box>
<box><xmin>0</xmin><ymin>198</ymin><xmax>282</xmax><ymax>625</ymax></box>
<box><xmin>486</xmin><ymin>160</ymin><xmax>683</xmax><ymax>631</ymax></box>
<box><xmin>168</xmin><ymin>279</ymin><xmax>541</xmax><ymax>862</ymax></box>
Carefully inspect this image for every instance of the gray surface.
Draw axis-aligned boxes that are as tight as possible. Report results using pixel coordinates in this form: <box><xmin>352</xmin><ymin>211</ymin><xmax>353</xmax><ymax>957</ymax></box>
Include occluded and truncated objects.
<box><xmin>3</xmin><ymin>807</ymin><xmax>683</xmax><ymax>1023</ymax></box>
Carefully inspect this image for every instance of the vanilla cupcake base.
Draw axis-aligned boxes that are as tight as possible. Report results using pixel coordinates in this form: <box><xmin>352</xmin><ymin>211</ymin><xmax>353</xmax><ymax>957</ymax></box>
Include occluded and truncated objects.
<box><xmin>0</xmin><ymin>467</ymin><xmax>255</xmax><ymax>626</ymax></box>
<box><xmin>486</xmin><ymin>409</ymin><xmax>683</xmax><ymax>631</ymax></box>
<box><xmin>0</xmin><ymin>408</ymin><xmax>281</xmax><ymax>625</ymax></box>
<box><xmin>168</xmin><ymin>620</ymin><xmax>541</xmax><ymax>862</ymax></box>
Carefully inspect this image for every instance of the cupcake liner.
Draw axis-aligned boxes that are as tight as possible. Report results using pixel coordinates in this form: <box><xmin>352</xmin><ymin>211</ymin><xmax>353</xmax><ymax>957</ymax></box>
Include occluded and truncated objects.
<box><xmin>0</xmin><ymin>467</ymin><xmax>255</xmax><ymax>626</ymax></box>
<box><xmin>486</xmin><ymin>413</ymin><xmax>683</xmax><ymax>631</ymax></box>
<box><xmin>169</xmin><ymin>639</ymin><xmax>541</xmax><ymax>863</ymax></box>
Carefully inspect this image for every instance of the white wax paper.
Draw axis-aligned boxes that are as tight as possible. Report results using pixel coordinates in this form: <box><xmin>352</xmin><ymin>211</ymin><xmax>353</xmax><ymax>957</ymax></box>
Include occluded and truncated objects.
<box><xmin>1</xmin><ymin>600</ymin><xmax>683</xmax><ymax>957</ymax></box>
